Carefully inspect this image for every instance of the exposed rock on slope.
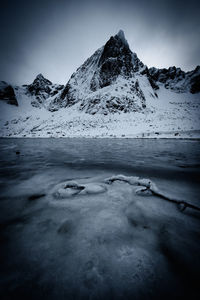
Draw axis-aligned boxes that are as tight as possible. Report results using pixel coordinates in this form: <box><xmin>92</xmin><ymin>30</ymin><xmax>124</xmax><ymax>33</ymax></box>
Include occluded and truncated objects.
<box><xmin>0</xmin><ymin>81</ymin><xmax>18</xmax><ymax>106</ymax></box>
<box><xmin>59</xmin><ymin>30</ymin><xmax>156</xmax><ymax>114</ymax></box>
<box><xmin>149</xmin><ymin>65</ymin><xmax>200</xmax><ymax>93</ymax></box>
<box><xmin>189</xmin><ymin>66</ymin><xmax>200</xmax><ymax>94</ymax></box>
<box><xmin>26</xmin><ymin>74</ymin><xmax>64</xmax><ymax>110</ymax></box>
<box><xmin>90</xmin><ymin>30</ymin><xmax>143</xmax><ymax>90</ymax></box>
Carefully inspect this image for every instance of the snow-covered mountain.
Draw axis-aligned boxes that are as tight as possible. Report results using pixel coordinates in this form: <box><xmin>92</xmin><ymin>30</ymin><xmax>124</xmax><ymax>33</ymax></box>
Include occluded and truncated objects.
<box><xmin>0</xmin><ymin>30</ymin><xmax>200</xmax><ymax>138</ymax></box>
<box><xmin>59</xmin><ymin>30</ymin><xmax>155</xmax><ymax>114</ymax></box>
<box><xmin>25</xmin><ymin>74</ymin><xmax>64</xmax><ymax>111</ymax></box>
<box><xmin>57</xmin><ymin>30</ymin><xmax>199</xmax><ymax>114</ymax></box>
<box><xmin>2</xmin><ymin>30</ymin><xmax>199</xmax><ymax>114</ymax></box>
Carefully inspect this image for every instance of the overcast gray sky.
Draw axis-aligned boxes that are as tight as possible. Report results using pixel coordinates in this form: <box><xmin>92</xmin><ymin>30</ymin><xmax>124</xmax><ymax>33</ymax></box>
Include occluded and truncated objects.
<box><xmin>0</xmin><ymin>0</ymin><xmax>200</xmax><ymax>85</ymax></box>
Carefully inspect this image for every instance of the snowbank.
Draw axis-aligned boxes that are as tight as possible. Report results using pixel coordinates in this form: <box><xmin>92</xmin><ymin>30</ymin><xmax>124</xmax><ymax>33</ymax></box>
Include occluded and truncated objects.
<box><xmin>0</xmin><ymin>86</ymin><xmax>200</xmax><ymax>138</ymax></box>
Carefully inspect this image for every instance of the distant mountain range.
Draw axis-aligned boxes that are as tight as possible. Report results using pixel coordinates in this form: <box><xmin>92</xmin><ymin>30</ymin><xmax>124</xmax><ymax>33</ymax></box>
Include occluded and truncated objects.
<box><xmin>0</xmin><ymin>30</ymin><xmax>200</xmax><ymax>138</ymax></box>
<box><xmin>0</xmin><ymin>30</ymin><xmax>199</xmax><ymax>114</ymax></box>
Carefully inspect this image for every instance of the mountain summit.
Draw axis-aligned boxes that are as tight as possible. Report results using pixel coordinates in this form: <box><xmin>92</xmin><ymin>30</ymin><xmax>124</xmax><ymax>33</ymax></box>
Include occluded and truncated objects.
<box><xmin>59</xmin><ymin>30</ymin><xmax>153</xmax><ymax>114</ymax></box>
<box><xmin>115</xmin><ymin>30</ymin><xmax>128</xmax><ymax>45</ymax></box>
<box><xmin>89</xmin><ymin>29</ymin><xmax>144</xmax><ymax>91</ymax></box>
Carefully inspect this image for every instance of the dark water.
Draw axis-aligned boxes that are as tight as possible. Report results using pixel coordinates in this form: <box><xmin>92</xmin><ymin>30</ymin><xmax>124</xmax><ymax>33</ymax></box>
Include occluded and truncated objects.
<box><xmin>0</xmin><ymin>138</ymin><xmax>200</xmax><ymax>300</ymax></box>
<box><xmin>0</xmin><ymin>138</ymin><xmax>200</xmax><ymax>180</ymax></box>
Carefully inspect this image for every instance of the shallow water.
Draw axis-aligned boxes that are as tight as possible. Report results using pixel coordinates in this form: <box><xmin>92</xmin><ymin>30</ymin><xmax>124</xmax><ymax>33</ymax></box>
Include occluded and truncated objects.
<box><xmin>0</xmin><ymin>138</ymin><xmax>200</xmax><ymax>300</ymax></box>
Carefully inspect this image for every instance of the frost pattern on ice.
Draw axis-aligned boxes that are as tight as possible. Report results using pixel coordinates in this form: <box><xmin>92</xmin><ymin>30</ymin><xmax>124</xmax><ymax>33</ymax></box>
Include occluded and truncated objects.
<box><xmin>105</xmin><ymin>175</ymin><xmax>200</xmax><ymax>211</ymax></box>
<box><xmin>105</xmin><ymin>174</ymin><xmax>159</xmax><ymax>193</ymax></box>
<box><xmin>53</xmin><ymin>180</ymin><xmax>107</xmax><ymax>199</ymax></box>
<box><xmin>52</xmin><ymin>175</ymin><xmax>171</xmax><ymax>203</ymax></box>
<box><xmin>51</xmin><ymin>174</ymin><xmax>200</xmax><ymax>212</ymax></box>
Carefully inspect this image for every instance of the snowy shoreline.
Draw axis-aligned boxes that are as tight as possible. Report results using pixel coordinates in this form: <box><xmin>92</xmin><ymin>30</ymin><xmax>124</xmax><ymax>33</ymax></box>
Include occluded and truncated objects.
<box><xmin>1</xmin><ymin>135</ymin><xmax>200</xmax><ymax>139</ymax></box>
<box><xmin>1</xmin><ymin>128</ymin><xmax>200</xmax><ymax>139</ymax></box>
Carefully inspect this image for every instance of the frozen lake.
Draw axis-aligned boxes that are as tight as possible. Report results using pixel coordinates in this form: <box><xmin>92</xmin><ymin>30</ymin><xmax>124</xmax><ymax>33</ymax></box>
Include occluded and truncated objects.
<box><xmin>0</xmin><ymin>138</ymin><xmax>200</xmax><ymax>299</ymax></box>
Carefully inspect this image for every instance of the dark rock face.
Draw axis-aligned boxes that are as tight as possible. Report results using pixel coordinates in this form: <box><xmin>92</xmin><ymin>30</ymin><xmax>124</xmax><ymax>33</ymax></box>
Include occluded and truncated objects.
<box><xmin>189</xmin><ymin>66</ymin><xmax>200</xmax><ymax>94</ymax></box>
<box><xmin>28</xmin><ymin>74</ymin><xmax>52</xmax><ymax>96</ymax></box>
<box><xmin>190</xmin><ymin>75</ymin><xmax>200</xmax><ymax>94</ymax></box>
<box><xmin>149</xmin><ymin>65</ymin><xmax>200</xmax><ymax>93</ymax></box>
<box><xmin>60</xmin><ymin>82</ymin><xmax>71</xmax><ymax>102</ymax></box>
<box><xmin>27</xmin><ymin>74</ymin><xmax>64</xmax><ymax>108</ymax></box>
<box><xmin>94</xmin><ymin>33</ymin><xmax>133</xmax><ymax>89</ymax></box>
<box><xmin>148</xmin><ymin>67</ymin><xmax>185</xmax><ymax>91</ymax></box>
<box><xmin>0</xmin><ymin>81</ymin><xmax>18</xmax><ymax>106</ymax></box>
<box><xmin>149</xmin><ymin>67</ymin><xmax>184</xmax><ymax>83</ymax></box>
<box><xmin>90</xmin><ymin>31</ymin><xmax>144</xmax><ymax>91</ymax></box>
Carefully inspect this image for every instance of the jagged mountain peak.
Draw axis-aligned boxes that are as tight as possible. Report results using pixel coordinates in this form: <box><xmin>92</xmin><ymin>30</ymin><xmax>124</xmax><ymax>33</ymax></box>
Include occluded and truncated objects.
<box><xmin>32</xmin><ymin>73</ymin><xmax>52</xmax><ymax>85</ymax></box>
<box><xmin>115</xmin><ymin>30</ymin><xmax>129</xmax><ymax>46</ymax></box>
<box><xmin>94</xmin><ymin>33</ymin><xmax>134</xmax><ymax>90</ymax></box>
<box><xmin>36</xmin><ymin>73</ymin><xmax>45</xmax><ymax>80</ymax></box>
<box><xmin>102</xmin><ymin>30</ymin><xmax>142</xmax><ymax>72</ymax></box>
<box><xmin>100</xmin><ymin>30</ymin><xmax>131</xmax><ymax>62</ymax></box>
<box><xmin>26</xmin><ymin>74</ymin><xmax>64</xmax><ymax>110</ymax></box>
<box><xmin>58</xmin><ymin>31</ymin><xmax>154</xmax><ymax>114</ymax></box>
<box><xmin>116</xmin><ymin>29</ymin><xmax>125</xmax><ymax>38</ymax></box>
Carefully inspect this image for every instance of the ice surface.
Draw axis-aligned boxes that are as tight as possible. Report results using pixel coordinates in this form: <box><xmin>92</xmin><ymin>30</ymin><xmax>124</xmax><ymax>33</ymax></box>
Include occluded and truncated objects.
<box><xmin>0</xmin><ymin>138</ymin><xmax>200</xmax><ymax>299</ymax></box>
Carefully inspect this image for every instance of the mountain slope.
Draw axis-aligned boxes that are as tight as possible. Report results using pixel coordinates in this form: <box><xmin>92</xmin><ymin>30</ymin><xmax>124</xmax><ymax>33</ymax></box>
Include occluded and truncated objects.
<box><xmin>0</xmin><ymin>84</ymin><xmax>199</xmax><ymax>138</ymax></box>
<box><xmin>58</xmin><ymin>30</ymin><xmax>157</xmax><ymax>114</ymax></box>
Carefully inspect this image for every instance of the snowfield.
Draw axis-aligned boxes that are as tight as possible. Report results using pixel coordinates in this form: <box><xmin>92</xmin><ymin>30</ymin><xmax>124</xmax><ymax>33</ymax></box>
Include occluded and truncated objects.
<box><xmin>0</xmin><ymin>85</ymin><xmax>199</xmax><ymax>138</ymax></box>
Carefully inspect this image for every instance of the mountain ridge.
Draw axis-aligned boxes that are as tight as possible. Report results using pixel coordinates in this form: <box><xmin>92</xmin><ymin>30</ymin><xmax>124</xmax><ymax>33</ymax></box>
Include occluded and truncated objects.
<box><xmin>0</xmin><ymin>30</ymin><xmax>199</xmax><ymax>117</ymax></box>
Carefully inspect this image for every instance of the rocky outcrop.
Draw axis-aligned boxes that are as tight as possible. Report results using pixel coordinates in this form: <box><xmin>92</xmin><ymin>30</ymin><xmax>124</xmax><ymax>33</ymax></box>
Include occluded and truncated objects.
<box><xmin>27</xmin><ymin>74</ymin><xmax>64</xmax><ymax>109</ymax></box>
<box><xmin>0</xmin><ymin>81</ymin><xmax>18</xmax><ymax>106</ymax></box>
<box><xmin>149</xmin><ymin>65</ymin><xmax>200</xmax><ymax>93</ymax></box>
<box><xmin>188</xmin><ymin>66</ymin><xmax>200</xmax><ymax>94</ymax></box>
